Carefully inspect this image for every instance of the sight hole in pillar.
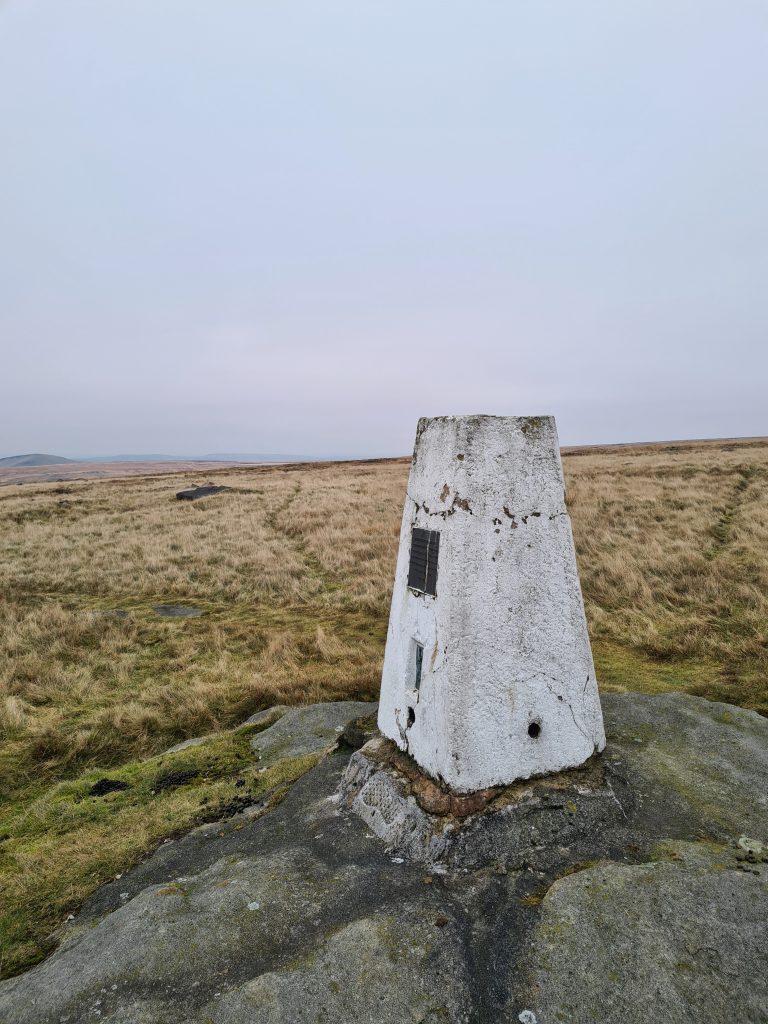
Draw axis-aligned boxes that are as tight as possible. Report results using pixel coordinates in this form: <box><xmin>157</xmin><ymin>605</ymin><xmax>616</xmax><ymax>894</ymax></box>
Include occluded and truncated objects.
<box><xmin>528</xmin><ymin>721</ymin><xmax>541</xmax><ymax>739</ymax></box>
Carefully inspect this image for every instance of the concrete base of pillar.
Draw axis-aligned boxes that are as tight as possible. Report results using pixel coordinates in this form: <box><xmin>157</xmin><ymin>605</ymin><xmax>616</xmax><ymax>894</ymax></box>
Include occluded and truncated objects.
<box><xmin>338</xmin><ymin>735</ymin><xmax>625</xmax><ymax>871</ymax></box>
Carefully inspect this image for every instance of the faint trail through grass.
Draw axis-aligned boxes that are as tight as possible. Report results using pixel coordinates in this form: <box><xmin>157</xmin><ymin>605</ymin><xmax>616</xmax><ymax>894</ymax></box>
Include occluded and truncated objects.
<box><xmin>264</xmin><ymin>481</ymin><xmax>341</xmax><ymax>600</ymax></box>
<box><xmin>707</xmin><ymin>465</ymin><xmax>755</xmax><ymax>556</ymax></box>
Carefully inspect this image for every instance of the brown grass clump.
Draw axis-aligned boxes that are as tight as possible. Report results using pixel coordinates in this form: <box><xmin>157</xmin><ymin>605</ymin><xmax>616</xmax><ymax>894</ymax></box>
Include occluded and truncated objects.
<box><xmin>0</xmin><ymin>440</ymin><xmax>767</xmax><ymax>975</ymax></box>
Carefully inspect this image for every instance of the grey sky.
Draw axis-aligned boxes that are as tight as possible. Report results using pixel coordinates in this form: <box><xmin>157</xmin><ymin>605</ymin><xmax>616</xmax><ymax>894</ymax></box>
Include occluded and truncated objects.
<box><xmin>1</xmin><ymin>0</ymin><xmax>766</xmax><ymax>458</ymax></box>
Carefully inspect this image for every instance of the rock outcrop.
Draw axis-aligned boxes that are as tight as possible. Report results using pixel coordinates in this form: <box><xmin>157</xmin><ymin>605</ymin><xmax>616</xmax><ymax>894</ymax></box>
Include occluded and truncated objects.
<box><xmin>0</xmin><ymin>693</ymin><xmax>766</xmax><ymax>1024</ymax></box>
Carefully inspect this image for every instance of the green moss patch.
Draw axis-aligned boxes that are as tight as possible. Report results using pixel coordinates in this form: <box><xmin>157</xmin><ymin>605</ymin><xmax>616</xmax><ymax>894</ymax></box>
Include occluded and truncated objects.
<box><xmin>0</xmin><ymin>724</ymin><xmax>320</xmax><ymax>978</ymax></box>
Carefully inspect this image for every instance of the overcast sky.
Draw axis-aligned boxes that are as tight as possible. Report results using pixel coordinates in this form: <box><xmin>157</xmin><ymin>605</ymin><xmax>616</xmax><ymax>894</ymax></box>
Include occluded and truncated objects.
<box><xmin>1</xmin><ymin>1</ymin><xmax>766</xmax><ymax>458</ymax></box>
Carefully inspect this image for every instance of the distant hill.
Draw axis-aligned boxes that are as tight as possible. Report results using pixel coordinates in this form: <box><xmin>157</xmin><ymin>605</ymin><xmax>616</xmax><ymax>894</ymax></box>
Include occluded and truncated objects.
<box><xmin>0</xmin><ymin>453</ymin><xmax>78</xmax><ymax>467</ymax></box>
<box><xmin>77</xmin><ymin>453</ymin><xmax>350</xmax><ymax>463</ymax></box>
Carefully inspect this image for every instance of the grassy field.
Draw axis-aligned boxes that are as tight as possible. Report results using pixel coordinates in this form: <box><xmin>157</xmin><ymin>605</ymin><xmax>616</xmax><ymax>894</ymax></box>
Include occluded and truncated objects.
<box><xmin>1</xmin><ymin>439</ymin><xmax>767</xmax><ymax>975</ymax></box>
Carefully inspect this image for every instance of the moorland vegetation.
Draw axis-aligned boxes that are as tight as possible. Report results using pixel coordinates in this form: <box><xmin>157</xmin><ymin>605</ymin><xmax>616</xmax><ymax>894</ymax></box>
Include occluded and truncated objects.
<box><xmin>1</xmin><ymin>439</ymin><xmax>766</xmax><ymax>975</ymax></box>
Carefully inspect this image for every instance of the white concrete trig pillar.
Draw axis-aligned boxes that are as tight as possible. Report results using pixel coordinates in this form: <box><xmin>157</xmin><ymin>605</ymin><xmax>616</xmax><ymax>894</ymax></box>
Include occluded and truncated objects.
<box><xmin>378</xmin><ymin>415</ymin><xmax>605</xmax><ymax>792</ymax></box>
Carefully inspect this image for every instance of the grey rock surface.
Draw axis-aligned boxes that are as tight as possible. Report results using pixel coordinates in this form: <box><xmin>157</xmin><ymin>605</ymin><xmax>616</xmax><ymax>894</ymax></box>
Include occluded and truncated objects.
<box><xmin>525</xmin><ymin>842</ymin><xmax>768</xmax><ymax>1024</ymax></box>
<box><xmin>248</xmin><ymin>700</ymin><xmax>377</xmax><ymax>763</ymax></box>
<box><xmin>206</xmin><ymin>909</ymin><xmax>473</xmax><ymax>1024</ymax></box>
<box><xmin>164</xmin><ymin>702</ymin><xmax>372</xmax><ymax>768</ymax></box>
<box><xmin>602</xmin><ymin>690</ymin><xmax>768</xmax><ymax>838</ymax></box>
<box><xmin>0</xmin><ymin>692</ymin><xmax>766</xmax><ymax>1024</ymax></box>
<box><xmin>241</xmin><ymin>704</ymin><xmax>290</xmax><ymax>727</ymax></box>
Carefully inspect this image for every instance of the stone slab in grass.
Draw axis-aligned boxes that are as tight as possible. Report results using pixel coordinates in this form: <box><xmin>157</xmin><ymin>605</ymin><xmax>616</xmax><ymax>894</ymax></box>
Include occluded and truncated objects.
<box><xmin>152</xmin><ymin>604</ymin><xmax>203</xmax><ymax>618</ymax></box>
<box><xmin>176</xmin><ymin>485</ymin><xmax>231</xmax><ymax>501</ymax></box>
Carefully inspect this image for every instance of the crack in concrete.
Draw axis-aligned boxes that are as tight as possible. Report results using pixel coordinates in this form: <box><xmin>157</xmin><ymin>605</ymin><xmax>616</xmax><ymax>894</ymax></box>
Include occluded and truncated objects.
<box><xmin>534</xmin><ymin>673</ymin><xmax>596</xmax><ymax>748</ymax></box>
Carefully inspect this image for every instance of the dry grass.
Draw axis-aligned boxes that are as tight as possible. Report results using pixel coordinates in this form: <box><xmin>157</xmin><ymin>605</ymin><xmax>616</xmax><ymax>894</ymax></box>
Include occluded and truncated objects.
<box><xmin>568</xmin><ymin>445</ymin><xmax>768</xmax><ymax>702</ymax></box>
<box><xmin>1</xmin><ymin>441</ymin><xmax>767</xmax><ymax>975</ymax></box>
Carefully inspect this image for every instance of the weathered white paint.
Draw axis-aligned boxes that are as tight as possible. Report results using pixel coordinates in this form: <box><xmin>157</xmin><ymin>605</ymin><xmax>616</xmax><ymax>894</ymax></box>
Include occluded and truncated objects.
<box><xmin>378</xmin><ymin>415</ymin><xmax>605</xmax><ymax>792</ymax></box>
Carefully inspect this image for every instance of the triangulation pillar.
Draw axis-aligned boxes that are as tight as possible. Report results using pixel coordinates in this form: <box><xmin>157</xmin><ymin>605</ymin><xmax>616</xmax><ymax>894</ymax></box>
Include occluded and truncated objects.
<box><xmin>378</xmin><ymin>415</ymin><xmax>605</xmax><ymax>792</ymax></box>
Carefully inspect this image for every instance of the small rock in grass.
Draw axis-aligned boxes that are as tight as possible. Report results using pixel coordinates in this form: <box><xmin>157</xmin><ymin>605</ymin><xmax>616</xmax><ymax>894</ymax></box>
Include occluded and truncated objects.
<box><xmin>176</xmin><ymin>485</ymin><xmax>230</xmax><ymax>501</ymax></box>
<box><xmin>152</xmin><ymin>605</ymin><xmax>203</xmax><ymax>618</ymax></box>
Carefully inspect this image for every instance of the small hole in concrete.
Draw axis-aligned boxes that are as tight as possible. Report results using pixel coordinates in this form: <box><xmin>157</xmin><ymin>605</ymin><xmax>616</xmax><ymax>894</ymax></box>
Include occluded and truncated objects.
<box><xmin>528</xmin><ymin>721</ymin><xmax>541</xmax><ymax>739</ymax></box>
<box><xmin>407</xmin><ymin>707</ymin><xmax>416</xmax><ymax>728</ymax></box>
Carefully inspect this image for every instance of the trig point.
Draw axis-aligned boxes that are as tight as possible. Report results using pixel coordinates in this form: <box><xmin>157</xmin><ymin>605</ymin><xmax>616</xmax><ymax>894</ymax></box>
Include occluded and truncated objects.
<box><xmin>378</xmin><ymin>414</ymin><xmax>606</xmax><ymax>792</ymax></box>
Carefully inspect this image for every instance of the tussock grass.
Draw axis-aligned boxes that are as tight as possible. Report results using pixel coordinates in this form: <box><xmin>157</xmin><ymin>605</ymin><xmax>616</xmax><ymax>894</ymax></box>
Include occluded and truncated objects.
<box><xmin>1</xmin><ymin>442</ymin><xmax>767</xmax><ymax>975</ymax></box>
